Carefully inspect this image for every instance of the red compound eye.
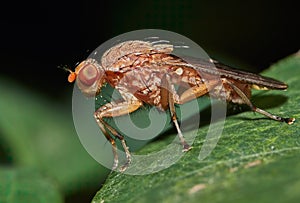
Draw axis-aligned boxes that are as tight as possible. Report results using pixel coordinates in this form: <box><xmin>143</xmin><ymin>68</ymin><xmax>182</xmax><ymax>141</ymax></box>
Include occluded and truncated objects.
<box><xmin>78</xmin><ymin>64</ymin><xmax>99</xmax><ymax>86</ymax></box>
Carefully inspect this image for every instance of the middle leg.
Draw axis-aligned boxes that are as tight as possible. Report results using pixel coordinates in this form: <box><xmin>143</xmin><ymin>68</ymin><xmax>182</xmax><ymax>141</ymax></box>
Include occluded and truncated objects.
<box><xmin>161</xmin><ymin>75</ymin><xmax>208</xmax><ymax>151</ymax></box>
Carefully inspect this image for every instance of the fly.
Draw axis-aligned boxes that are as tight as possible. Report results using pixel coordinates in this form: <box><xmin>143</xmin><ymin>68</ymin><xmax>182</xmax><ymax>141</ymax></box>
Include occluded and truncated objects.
<box><xmin>66</xmin><ymin>40</ymin><xmax>295</xmax><ymax>171</ymax></box>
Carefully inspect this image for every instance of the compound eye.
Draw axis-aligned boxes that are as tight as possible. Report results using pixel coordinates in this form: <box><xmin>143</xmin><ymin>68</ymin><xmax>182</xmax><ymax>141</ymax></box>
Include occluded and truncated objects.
<box><xmin>78</xmin><ymin>64</ymin><xmax>99</xmax><ymax>86</ymax></box>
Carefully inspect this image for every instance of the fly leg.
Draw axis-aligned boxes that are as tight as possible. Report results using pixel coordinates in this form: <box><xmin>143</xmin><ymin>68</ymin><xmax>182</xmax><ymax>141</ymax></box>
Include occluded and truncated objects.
<box><xmin>94</xmin><ymin>99</ymin><xmax>143</xmax><ymax>171</ymax></box>
<box><xmin>161</xmin><ymin>76</ymin><xmax>220</xmax><ymax>151</ymax></box>
<box><xmin>227</xmin><ymin>81</ymin><xmax>295</xmax><ymax>124</ymax></box>
<box><xmin>176</xmin><ymin>80</ymin><xmax>220</xmax><ymax>104</ymax></box>
<box><xmin>169</xmin><ymin>92</ymin><xmax>192</xmax><ymax>151</ymax></box>
<box><xmin>161</xmin><ymin>75</ymin><xmax>210</xmax><ymax>151</ymax></box>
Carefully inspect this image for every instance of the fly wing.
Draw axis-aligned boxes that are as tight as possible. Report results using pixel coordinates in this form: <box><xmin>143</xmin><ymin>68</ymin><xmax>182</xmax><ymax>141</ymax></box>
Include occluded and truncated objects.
<box><xmin>180</xmin><ymin>56</ymin><xmax>288</xmax><ymax>90</ymax></box>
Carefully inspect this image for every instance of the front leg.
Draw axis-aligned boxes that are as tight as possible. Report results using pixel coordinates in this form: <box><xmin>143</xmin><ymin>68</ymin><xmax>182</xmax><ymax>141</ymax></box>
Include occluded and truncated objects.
<box><xmin>94</xmin><ymin>98</ymin><xmax>143</xmax><ymax>171</ymax></box>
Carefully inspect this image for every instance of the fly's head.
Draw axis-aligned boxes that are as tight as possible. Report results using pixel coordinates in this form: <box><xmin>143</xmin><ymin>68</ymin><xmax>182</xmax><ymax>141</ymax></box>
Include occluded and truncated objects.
<box><xmin>67</xmin><ymin>58</ymin><xmax>105</xmax><ymax>96</ymax></box>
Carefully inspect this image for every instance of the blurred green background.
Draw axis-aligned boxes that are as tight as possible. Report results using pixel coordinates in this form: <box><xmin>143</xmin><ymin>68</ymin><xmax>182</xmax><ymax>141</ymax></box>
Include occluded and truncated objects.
<box><xmin>0</xmin><ymin>0</ymin><xmax>299</xmax><ymax>202</ymax></box>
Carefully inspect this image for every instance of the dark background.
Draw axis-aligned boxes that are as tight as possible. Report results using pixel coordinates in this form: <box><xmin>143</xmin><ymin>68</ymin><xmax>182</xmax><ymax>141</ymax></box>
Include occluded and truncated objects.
<box><xmin>0</xmin><ymin>0</ymin><xmax>299</xmax><ymax>102</ymax></box>
<box><xmin>0</xmin><ymin>0</ymin><xmax>299</xmax><ymax>202</ymax></box>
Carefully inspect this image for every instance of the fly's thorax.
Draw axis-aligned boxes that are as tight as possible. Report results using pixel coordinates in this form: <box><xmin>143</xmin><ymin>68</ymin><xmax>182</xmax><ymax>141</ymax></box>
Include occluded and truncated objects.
<box><xmin>101</xmin><ymin>40</ymin><xmax>173</xmax><ymax>69</ymax></box>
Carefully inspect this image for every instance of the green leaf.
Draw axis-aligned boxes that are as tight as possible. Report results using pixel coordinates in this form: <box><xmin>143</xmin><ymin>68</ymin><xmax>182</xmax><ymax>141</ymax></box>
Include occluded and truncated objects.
<box><xmin>0</xmin><ymin>78</ymin><xmax>109</xmax><ymax>194</ymax></box>
<box><xmin>0</xmin><ymin>167</ymin><xmax>63</xmax><ymax>203</ymax></box>
<box><xmin>92</xmin><ymin>52</ymin><xmax>300</xmax><ymax>203</ymax></box>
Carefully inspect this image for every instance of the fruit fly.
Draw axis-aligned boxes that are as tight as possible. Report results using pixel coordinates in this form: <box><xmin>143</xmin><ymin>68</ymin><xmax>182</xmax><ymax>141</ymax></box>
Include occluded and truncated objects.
<box><xmin>66</xmin><ymin>40</ymin><xmax>295</xmax><ymax>171</ymax></box>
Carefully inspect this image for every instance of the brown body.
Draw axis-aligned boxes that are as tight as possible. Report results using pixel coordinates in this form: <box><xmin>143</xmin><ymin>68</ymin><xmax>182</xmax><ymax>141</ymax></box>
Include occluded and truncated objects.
<box><xmin>68</xmin><ymin>40</ymin><xmax>295</xmax><ymax>171</ymax></box>
<box><xmin>105</xmin><ymin>52</ymin><xmax>255</xmax><ymax>110</ymax></box>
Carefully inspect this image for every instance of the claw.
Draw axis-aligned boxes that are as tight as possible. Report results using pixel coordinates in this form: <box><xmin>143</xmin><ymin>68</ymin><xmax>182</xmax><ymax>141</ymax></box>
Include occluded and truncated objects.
<box><xmin>119</xmin><ymin>159</ymin><xmax>131</xmax><ymax>172</ymax></box>
<box><xmin>182</xmin><ymin>143</ymin><xmax>193</xmax><ymax>152</ymax></box>
<box><xmin>285</xmin><ymin>117</ymin><xmax>295</xmax><ymax>125</ymax></box>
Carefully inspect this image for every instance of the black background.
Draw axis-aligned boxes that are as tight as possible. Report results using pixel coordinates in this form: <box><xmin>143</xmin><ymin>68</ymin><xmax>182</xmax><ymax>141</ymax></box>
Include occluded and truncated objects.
<box><xmin>0</xmin><ymin>0</ymin><xmax>299</xmax><ymax>102</ymax></box>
